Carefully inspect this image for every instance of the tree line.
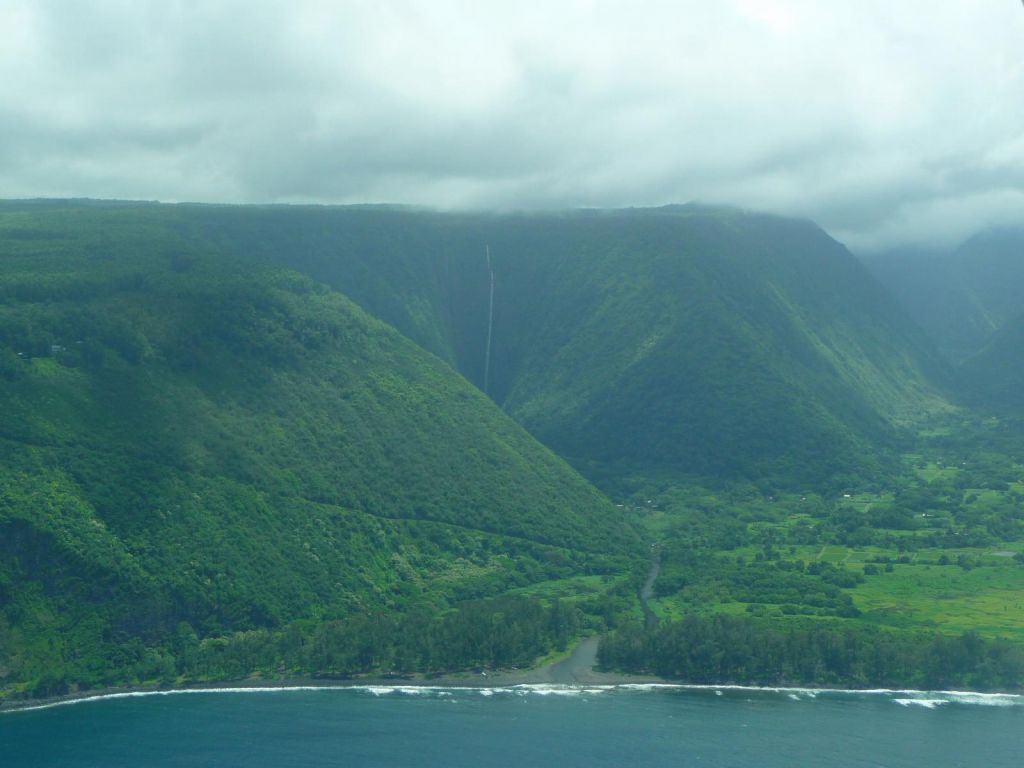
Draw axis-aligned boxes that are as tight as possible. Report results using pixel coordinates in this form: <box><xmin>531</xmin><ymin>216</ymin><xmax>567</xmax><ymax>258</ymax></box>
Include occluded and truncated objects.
<box><xmin>20</xmin><ymin>595</ymin><xmax>588</xmax><ymax>700</ymax></box>
<box><xmin>598</xmin><ymin>614</ymin><xmax>1024</xmax><ymax>691</ymax></box>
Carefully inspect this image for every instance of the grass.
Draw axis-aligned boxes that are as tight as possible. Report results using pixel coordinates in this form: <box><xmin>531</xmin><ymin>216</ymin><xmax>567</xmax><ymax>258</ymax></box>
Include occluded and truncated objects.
<box><xmin>915</xmin><ymin>461</ymin><xmax>961</xmax><ymax>483</ymax></box>
<box><xmin>510</xmin><ymin>574</ymin><xmax>615</xmax><ymax>601</ymax></box>
<box><xmin>851</xmin><ymin>559</ymin><xmax>1024</xmax><ymax>640</ymax></box>
<box><xmin>822</xmin><ymin>541</ymin><xmax>1024</xmax><ymax>636</ymax></box>
<box><xmin>651</xmin><ymin>532</ymin><xmax>1024</xmax><ymax>641</ymax></box>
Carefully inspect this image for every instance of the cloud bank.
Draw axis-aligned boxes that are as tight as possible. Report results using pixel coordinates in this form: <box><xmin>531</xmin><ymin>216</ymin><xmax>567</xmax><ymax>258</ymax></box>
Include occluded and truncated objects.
<box><xmin>1</xmin><ymin>1</ymin><xmax>1022</xmax><ymax>251</ymax></box>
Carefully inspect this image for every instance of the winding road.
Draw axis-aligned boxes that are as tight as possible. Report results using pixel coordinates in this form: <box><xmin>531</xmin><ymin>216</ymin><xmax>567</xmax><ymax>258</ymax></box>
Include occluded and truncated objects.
<box><xmin>640</xmin><ymin>549</ymin><xmax>661</xmax><ymax>629</ymax></box>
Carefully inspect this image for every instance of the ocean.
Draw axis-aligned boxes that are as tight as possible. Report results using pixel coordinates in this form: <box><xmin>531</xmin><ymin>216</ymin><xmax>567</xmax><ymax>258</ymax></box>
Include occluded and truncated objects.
<box><xmin>2</xmin><ymin>684</ymin><xmax>1022</xmax><ymax>767</ymax></box>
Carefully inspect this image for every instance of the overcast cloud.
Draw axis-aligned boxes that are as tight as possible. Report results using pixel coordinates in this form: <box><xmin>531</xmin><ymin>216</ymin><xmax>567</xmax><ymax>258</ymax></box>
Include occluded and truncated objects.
<box><xmin>1</xmin><ymin>1</ymin><xmax>1022</xmax><ymax>251</ymax></box>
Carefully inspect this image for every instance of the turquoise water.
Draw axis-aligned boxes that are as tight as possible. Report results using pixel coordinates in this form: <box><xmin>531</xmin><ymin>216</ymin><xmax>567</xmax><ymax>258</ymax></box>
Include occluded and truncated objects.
<box><xmin>2</xmin><ymin>684</ymin><xmax>1022</xmax><ymax>767</ymax></box>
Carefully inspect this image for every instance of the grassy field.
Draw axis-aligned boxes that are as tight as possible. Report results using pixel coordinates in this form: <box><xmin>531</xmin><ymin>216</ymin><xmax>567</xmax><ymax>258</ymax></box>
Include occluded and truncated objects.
<box><xmin>510</xmin><ymin>574</ymin><xmax>617</xmax><ymax>601</ymax></box>
<box><xmin>649</xmin><ymin>538</ymin><xmax>1024</xmax><ymax>640</ymax></box>
<box><xmin>642</xmin><ymin>454</ymin><xmax>1024</xmax><ymax>642</ymax></box>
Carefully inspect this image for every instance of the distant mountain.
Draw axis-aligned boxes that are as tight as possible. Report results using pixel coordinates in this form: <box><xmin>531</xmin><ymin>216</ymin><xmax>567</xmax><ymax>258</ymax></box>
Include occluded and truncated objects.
<box><xmin>862</xmin><ymin>229</ymin><xmax>1024</xmax><ymax>363</ymax></box>
<box><xmin>0</xmin><ymin>202</ymin><xmax>636</xmax><ymax>693</ymax></box>
<box><xmin>959</xmin><ymin>312</ymin><xmax>1024</xmax><ymax>412</ymax></box>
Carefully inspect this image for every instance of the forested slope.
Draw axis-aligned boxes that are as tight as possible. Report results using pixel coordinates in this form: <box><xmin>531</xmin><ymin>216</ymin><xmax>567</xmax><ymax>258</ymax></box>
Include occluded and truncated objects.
<box><xmin>0</xmin><ymin>202</ymin><xmax>637</xmax><ymax>696</ymax></box>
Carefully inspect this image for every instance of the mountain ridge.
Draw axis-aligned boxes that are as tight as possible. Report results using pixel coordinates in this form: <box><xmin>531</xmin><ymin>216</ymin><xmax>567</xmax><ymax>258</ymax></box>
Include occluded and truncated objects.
<box><xmin>152</xmin><ymin>201</ymin><xmax>953</xmax><ymax>491</ymax></box>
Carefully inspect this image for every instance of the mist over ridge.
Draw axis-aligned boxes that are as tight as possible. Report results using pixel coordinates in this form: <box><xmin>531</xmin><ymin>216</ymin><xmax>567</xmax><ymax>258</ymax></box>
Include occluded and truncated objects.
<box><xmin>2</xmin><ymin>1</ymin><xmax>1022</xmax><ymax>252</ymax></box>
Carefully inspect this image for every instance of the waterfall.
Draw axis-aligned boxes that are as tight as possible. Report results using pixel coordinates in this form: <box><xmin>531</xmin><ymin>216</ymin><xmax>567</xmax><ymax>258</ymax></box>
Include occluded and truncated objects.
<box><xmin>483</xmin><ymin>245</ymin><xmax>494</xmax><ymax>396</ymax></box>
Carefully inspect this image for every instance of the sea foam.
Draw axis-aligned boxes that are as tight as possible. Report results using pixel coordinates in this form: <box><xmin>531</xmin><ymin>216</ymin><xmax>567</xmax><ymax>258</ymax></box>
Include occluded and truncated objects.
<box><xmin>894</xmin><ymin>698</ymin><xmax>948</xmax><ymax>709</ymax></box>
<box><xmin>6</xmin><ymin>681</ymin><xmax>1022</xmax><ymax>714</ymax></box>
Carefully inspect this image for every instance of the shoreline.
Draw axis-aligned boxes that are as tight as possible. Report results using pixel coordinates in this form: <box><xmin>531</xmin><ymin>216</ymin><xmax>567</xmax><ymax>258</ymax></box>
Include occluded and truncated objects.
<box><xmin>5</xmin><ymin>677</ymin><xmax>1022</xmax><ymax>715</ymax></box>
<box><xmin>4</xmin><ymin>636</ymin><xmax>1022</xmax><ymax>714</ymax></box>
<box><xmin>0</xmin><ymin>673</ymin><xmax>668</xmax><ymax>715</ymax></box>
<box><xmin>0</xmin><ymin>635</ymin><xmax>666</xmax><ymax>714</ymax></box>
<box><xmin>5</xmin><ymin>668</ymin><xmax>1024</xmax><ymax>714</ymax></box>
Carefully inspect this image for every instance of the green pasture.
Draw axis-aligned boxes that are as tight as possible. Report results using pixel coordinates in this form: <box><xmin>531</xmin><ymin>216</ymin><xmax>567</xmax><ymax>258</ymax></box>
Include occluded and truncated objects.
<box><xmin>850</xmin><ymin>559</ymin><xmax>1024</xmax><ymax>640</ymax></box>
<box><xmin>510</xmin><ymin>574</ymin><xmax>616</xmax><ymax>601</ymax></box>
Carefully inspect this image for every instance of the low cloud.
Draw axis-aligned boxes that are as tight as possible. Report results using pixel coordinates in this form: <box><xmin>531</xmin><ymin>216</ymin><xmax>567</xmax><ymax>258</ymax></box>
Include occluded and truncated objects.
<box><xmin>2</xmin><ymin>1</ymin><xmax>1022</xmax><ymax>251</ymax></box>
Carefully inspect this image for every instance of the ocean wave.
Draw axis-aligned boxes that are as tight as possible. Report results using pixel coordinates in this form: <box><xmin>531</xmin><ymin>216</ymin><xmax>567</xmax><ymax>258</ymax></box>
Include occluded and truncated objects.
<box><xmin>944</xmin><ymin>692</ymin><xmax>1021</xmax><ymax>708</ymax></box>
<box><xmin>357</xmin><ymin>686</ymin><xmax>455</xmax><ymax>697</ymax></box>
<box><xmin>510</xmin><ymin>685</ymin><xmax>608</xmax><ymax>697</ymax></box>
<box><xmin>894</xmin><ymin>698</ymin><xmax>948</xmax><ymax>709</ymax></box>
<box><xmin>630</xmin><ymin>684</ymin><xmax>1024</xmax><ymax>707</ymax></box>
<box><xmin>4</xmin><ymin>686</ymin><xmax>326</xmax><ymax>713</ymax></box>
<box><xmin>6</xmin><ymin>681</ymin><xmax>1023</xmax><ymax>714</ymax></box>
<box><xmin>331</xmin><ymin>684</ymin><xmax>612</xmax><ymax>699</ymax></box>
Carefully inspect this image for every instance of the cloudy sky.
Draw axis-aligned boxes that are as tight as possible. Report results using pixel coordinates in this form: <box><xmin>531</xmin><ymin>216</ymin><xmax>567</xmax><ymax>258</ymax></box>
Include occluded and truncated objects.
<box><xmin>1</xmin><ymin>1</ymin><xmax>1021</xmax><ymax>251</ymax></box>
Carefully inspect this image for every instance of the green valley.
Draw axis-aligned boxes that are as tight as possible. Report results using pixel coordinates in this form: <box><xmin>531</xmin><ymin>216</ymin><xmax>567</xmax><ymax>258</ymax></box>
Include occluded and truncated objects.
<box><xmin>1</xmin><ymin>202</ymin><xmax>953</xmax><ymax>492</ymax></box>
<box><xmin>1</xmin><ymin>199</ymin><xmax>1023</xmax><ymax>700</ymax></box>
